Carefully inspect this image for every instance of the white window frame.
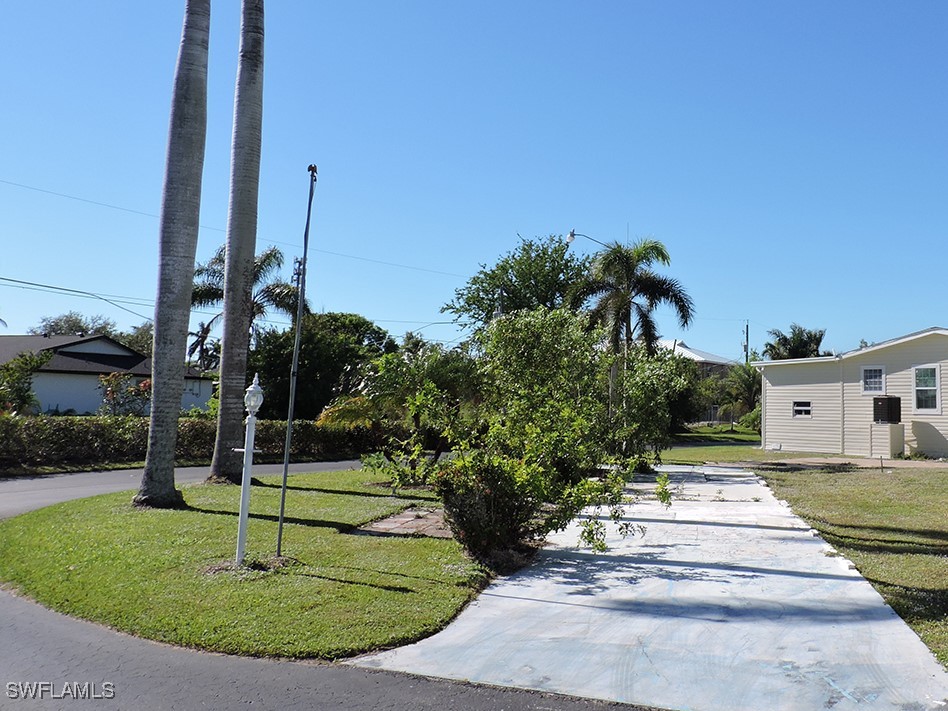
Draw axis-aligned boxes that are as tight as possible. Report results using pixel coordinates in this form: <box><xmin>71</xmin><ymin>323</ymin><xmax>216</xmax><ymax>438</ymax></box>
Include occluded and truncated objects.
<box><xmin>860</xmin><ymin>366</ymin><xmax>886</xmax><ymax>395</ymax></box>
<box><xmin>792</xmin><ymin>401</ymin><xmax>812</xmax><ymax>418</ymax></box>
<box><xmin>912</xmin><ymin>364</ymin><xmax>941</xmax><ymax>414</ymax></box>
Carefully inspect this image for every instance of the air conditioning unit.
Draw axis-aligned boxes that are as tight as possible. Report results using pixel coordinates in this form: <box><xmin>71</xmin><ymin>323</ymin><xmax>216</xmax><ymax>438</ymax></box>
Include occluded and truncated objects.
<box><xmin>873</xmin><ymin>396</ymin><xmax>901</xmax><ymax>424</ymax></box>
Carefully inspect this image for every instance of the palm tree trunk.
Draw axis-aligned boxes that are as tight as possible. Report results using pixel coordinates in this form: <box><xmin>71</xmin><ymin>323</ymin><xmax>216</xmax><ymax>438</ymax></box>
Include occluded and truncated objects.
<box><xmin>209</xmin><ymin>0</ymin><xmax>265</xmax><ymax>484</ymax></box>
<box><xmin>135</xmin><ymin>0</ymin><xmax>210</xmax><ymax>508</ymax></box>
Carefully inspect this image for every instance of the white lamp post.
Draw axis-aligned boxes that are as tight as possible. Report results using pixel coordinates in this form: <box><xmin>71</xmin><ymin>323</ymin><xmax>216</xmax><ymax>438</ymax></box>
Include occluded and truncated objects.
<box><xmin>236</xmin><ymin>373</ymin><xmax>264</xmax><ymax>565</ymax></box>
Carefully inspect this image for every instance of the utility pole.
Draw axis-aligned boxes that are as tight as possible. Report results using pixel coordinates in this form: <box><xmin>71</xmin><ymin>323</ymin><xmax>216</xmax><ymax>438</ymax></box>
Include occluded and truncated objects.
<box><xmin>744</xmin><ymin>320</ymin><xmax>750</xmax><ymax>364</ymax></box>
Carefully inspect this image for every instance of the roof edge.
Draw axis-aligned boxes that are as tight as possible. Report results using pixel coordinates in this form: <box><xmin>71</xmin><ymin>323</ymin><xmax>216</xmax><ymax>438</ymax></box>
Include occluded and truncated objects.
<box><xmin>753</xmin><ymin>326</ymin><xmax>948</xmax><ymax>368</ymax></box>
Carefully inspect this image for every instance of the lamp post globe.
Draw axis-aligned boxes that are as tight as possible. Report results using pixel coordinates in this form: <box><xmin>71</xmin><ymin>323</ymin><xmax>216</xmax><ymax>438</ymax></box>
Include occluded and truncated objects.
<box><xmin>244</xmin><ymin>373</ymin><xmax>264</xmax><ymax>416</ymax></box>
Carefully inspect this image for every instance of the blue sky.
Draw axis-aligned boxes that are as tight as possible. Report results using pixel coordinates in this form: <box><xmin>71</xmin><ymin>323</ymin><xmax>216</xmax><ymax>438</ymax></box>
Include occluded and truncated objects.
<box><xmin>2</xmin><ymin>1</ymin><xmax>945</xmax><ymax>362</ymax></box>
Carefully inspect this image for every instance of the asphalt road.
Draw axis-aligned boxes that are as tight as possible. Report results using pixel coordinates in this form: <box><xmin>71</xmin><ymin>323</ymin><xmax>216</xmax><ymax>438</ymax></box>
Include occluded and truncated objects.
<box><xmin>0</xmin><ymin>464</ymin><xmax>661</xmax><ymax>711</ymax></box>
<box><xmin>0</xmin><ymin>461</ymin><xmax>361</xmax><ymax>519</ymax></box>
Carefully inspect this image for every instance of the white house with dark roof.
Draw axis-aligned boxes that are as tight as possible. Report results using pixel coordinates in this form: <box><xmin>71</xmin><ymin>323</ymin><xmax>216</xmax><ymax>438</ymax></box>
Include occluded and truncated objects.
<box><xmin>753</xmin><ymin>327</ymin><xmax>948</xmax><ymax>458</ymax></box>
<box><xmin>0</xmin><ymin>334</ymin><xmax>212</xmax><ymax>414</ymax></box>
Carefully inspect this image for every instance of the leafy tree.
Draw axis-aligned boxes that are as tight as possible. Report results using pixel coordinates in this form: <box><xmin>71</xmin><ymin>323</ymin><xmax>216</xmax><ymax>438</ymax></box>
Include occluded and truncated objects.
<box><xmin>115</xmin><ymin>321</ymin><xmax>154</xmax><ymax>356</ymax></box>
<box><xmin>763</xmin><ymin>323</ymin><xmax>830</xmax><ymax>359</ymax></box>
<box><xmin>442</xmin><ymin>308</ymin><xmax>669</xmax><ymax>562</ymax></box>
<box><xmin>0</xmin><ymin>351</ymin><xmax>52</xmax><ymax>414</ymax></box>
<box><xmin>571</xmin><ymin>240</ymin><xmax>694</xmax><ymax>355</ymax></box>
<box><xmin>249</xmin><ymin>312</ymin><xmax>395</xmax><ymax>422</ymax></box>
<box><xmin>664</xmin><ymin>359</ymin><xmax>711</xmax><ymax>432</ymax></box>
<box><xmin>435</xmin><ymin>308</ymin><xmax>619</xmax><ymax>564</ymax></box>
<box><xmin>321</xmin><ymin>333</ymin><xmax>482</xmax><ymax>488</ymax></box>
<box><xmin>478</xmin><ymin>308</ymin><xmax>609</xmax><ymax>481</ymax></box>
<box><xmin>442</xmin><ymin>235</ymin><xmax>590</xmax><ymax>330</ymax></box>
<box><xmin>135</xmin><ymin>0</ymin><xmax>209</xmax><ymax>509</ymax></box>
<box><xmin>609</xmin><ymin>345</ymin><xmax>699</xmax><ymax>460</ymax></box>
<box><xmin>209</xmin><ymin>0</ymin><xmax>266</xmax><ymax>484</ymax></box>
<box><xmin>29</xmin><ymin>312</ymin><xmax>118</xmax><ymax>338</ymax></box>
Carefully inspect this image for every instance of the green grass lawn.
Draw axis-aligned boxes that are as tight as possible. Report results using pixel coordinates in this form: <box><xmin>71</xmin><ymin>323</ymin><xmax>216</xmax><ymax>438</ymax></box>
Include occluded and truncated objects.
<box><xmin>761</xmin><ymin>467</ymin><xmax>948</xmax><ymax>669</ymax></box>
<box><xmin>0</xmin><ymin>469</ymin><xmax>486</xmax><ymax>659</ymax></box>
<box><xmin>662</xmin><ymin>443</ymin><xmax>819</xmax><ymax>464</ymax></box>
<box><xmin>673</xmin><ymin>424</ymin><xmax>761</xmax><ymax>444</ymax></box>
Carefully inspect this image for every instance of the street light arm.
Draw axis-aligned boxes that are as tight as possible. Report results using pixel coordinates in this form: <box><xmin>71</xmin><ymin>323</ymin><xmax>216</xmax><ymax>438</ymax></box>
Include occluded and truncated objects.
<box><xmin>567</xmin><ymin>229</ymin><xmax>608</xmax><ymax>248</ymax></box>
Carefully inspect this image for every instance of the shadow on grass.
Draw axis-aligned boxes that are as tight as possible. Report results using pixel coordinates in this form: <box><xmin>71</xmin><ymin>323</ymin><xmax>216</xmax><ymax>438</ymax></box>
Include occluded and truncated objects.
<box><xmin>861</xmin><ymin>577</ymin><xmax>948</xmax><ymax>623</ymax></box>
<box><xmin>827</xmin><ymin>520</ymin><xmax>948</xmax><ymax>543</ymax></box>
<box><xmin>264</xmin><ymin>556</ymin><xmax>428</xmax><ymax>594</ymax></box>
<box><xmin>328</xmin><ymin>563</ymin><xmax>473</xmax><ymax>587</ymax></box>
<box><xmin>251</xmin><ymin>480</ymin><xmax>433</xmax><ymax>502</ymax></box>
<box><xmin>288</xmin><ymin>569</ymin><xmax>415</xmax><ymax>594</ymax></box>
<box><xmin>818</xmin><ymin>529</ymin><xmax>945</xmax><ymax>557</ymax></box>
<box><xmin>184</xmin><ymin>503</ymin><xmax>354</xmax><ymax>532</ymax></box>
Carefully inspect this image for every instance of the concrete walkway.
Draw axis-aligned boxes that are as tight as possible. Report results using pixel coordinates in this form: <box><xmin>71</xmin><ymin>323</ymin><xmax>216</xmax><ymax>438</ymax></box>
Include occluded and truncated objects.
<box><xmin>352</xmin><ymin>466</ymin><xmax>948</xmax><ymax>711</ymax></box>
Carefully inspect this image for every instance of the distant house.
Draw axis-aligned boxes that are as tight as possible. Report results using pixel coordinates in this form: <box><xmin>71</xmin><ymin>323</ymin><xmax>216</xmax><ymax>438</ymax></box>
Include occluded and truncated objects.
<box><xmin>660</xmin><ymin>340</ymin><xmax>736</xmax><ymax>377</ymax></box>
<box><xmin>0</xmin><ymin>334</ymin><xmax>213</xmax><ymax>414</ymax></box>
<box><xmin>753</xmin><ymin>327</ymin><xmax>948</xmax><ymax>458</ymax></box>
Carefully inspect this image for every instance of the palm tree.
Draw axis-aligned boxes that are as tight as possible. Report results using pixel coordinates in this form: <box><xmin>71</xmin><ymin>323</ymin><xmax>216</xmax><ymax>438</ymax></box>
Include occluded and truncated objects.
<box><xmin>718</xmin><ymin>360</ymin><xmax>762</xmax><ymax>429</ymax></box>
<box><xmin>763</xmin><ymin>323</ymin><xmax>829</xmax><ymax>360</ymax></box>
<box><xmin>191</xmin><ymin>244</ymin><xmax>302</xmax><ymax>340</ymax></box>
<box><xmin>187</xmin><ymin>321</ymin><xmax>219</xmax><ymax>372</ymax></box>
<box><xmin>572</xmin><ymin>240</ymin><xmax>694</xmax><ymax>355</ymax></box>
<box><xmin>135</xmin><ymin>0</ymin><xmax>210</xmax><ymax>509</ymax></box>
<box><xmin>209</xmin><ymin>0</ymin><xmax>265</xmax><ymax>484</ymax></box>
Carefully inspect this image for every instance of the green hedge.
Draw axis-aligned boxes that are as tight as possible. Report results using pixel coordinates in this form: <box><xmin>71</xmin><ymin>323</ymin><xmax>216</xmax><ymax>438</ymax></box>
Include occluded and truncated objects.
<box><xmin>0</xmin><ymin>416</ymin><xmax>373</xmax><ymax>471</ymax></box>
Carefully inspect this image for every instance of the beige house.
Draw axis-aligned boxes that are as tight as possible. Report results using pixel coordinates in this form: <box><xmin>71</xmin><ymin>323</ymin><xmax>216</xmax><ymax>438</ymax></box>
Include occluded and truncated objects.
<box><xmin>754</xmin><ymin>327</ymin><xmax>948</xmax><ymax>458</ymax></box>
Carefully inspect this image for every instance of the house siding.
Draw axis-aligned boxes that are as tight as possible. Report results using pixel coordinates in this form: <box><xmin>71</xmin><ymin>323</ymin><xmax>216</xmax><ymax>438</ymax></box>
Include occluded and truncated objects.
<box><xmin>33</xmin><ymin>372</ymin><xmax>213</xmax><ymax>415</ymax></box>
<box><xmin>33</xmin><ymin>372</ymin><xmax>105</xmax><ymax>414</ymax></box>
<box><xmin>840</xmin><ymin>355</ymin><xmax>879</xmax><ymax>456</ymax></box>
<box><xmin>759</xmin><ymin>331</ymin><xmax>948</xmax><ymax>458</ymax></box>
<box><xmin>762</xmin><ymin>361</ymin><xmax>842</xmax><ymax>454</ymax></box>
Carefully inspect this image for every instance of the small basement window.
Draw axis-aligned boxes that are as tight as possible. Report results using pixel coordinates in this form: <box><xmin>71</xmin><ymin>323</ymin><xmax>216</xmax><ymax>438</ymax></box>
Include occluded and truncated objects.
<box><xmin>792</xmin><ymin>401</ymin><xmax>812</xmax><ymax>418</ymax></box>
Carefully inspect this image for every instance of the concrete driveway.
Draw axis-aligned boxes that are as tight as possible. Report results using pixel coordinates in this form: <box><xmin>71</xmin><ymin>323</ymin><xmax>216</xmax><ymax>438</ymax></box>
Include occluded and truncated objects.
<box><xmin>0</xmin><ymin>463</ymin><xmax>657</xmax><ymax>711</ymax></box>
<box><xmin>353</xmin><ymin>466</ymin><xmax>948</xmax><ymax>711</ymax></box>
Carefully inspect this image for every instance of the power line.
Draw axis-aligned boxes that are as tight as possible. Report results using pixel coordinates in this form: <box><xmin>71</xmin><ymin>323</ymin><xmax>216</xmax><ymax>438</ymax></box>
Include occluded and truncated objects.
<box><xmin>0</xmin><ymin>177</ymin><xmax>467</xmax><ymax>278</ymax></box>
<box><xmin>310</xmin><ymin>248</ymin><xmax>465</xmax><ymax>277</ymax></box>
<box><xmin>0</xmin><ymin>178</ymin><xmax>166</xmax><ymax>222</ymax></box>
<box><xmin>0</xmin><ymin>276</ymin><xmax>153</xmax><ymax>321</ymax></box>
<box><xmin>0</xmin><ymin>275</ymin><xmax>457</xmax><ymax>333</ymax></box>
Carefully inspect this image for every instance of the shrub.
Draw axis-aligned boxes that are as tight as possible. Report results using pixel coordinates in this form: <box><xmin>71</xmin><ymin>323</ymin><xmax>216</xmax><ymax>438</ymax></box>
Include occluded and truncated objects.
<box><xmin>97</xmin><ymin>373</ymin><xmax>151</xmax><ymax>416</ymax></box>
<box><xmin>739</xmin><ymin>404</ymin><xmax>761</xmax><ymax>432</ymax></box>
<box><xmin>433</xmin><ymin>451</ymin><xmax>552</xmax><ymax>562</ymax></box>
<box><xmin>175</xmin><ymin>418</ymin><xmax>216</xmax><ymax>460</ymax></box>
<box><xmin>0</xmin><ymin>416</ymin><xmax>149</xmax><ymax>467</ymax></box>
<box><xmin>0</xmin><ymin>416</ymin><xmax>375</xmax><ymax>473</ymax></box>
